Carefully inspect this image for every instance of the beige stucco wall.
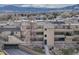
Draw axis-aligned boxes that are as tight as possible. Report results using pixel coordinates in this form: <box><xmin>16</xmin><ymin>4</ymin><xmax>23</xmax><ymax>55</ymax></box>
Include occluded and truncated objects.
<box><xmin>44</xmin><ymin>28</ymin><xmax>54</xmax><ymax>48</ymax></box>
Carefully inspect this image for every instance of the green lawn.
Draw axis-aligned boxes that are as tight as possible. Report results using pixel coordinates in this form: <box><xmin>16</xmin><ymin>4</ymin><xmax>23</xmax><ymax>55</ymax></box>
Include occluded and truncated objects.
<box><xmin>60</xmin><ymin>48</ymin><xmax>75</xmax><ymax>55</ymax></box>
<box><xmin>33</xmin><ymin>48</ymin><xmax>44</xmax><ymax>53</ymax></box>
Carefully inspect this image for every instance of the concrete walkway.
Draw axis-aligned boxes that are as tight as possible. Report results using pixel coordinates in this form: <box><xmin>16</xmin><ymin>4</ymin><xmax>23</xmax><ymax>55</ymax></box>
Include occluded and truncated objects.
<box><xmin>44</xmin><ymin>45</ymin><xmax>50</xmax><ymax>55</ymax></box>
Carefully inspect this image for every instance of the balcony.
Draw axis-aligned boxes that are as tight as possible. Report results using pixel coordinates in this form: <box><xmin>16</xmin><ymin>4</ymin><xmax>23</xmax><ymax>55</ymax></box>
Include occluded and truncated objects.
<box><xmin>66</xmin><ymin>36</ymin><xmax>73</xmax><ymax>39</ymax></box>
<box><xmin>35</xmin><ymin>29</ymin><xmax>43</xmax><ymax>32</ymax></box>
<box><xmin>73</xmin><ymin>35</ymin><xmax>79</xmax><ymax>38</ymax></box>
<box><xmin>74</xmin><ymin>28</ymin><xmax>79</xmax><ymax>31</ymax></box>
<box><xmin>54</xmin><ymin>29</ymin><xmax>73</xmax><ymax>32</ymax></box>
<box><xmin>54</xmin><ymin>41</ymin><xmax>65</xmax><ymax>44</ymax></box>
<box><xmin>54</xmin><ymin>35</ymin><xmax>65</xmax><ymax>38</ymax></box>
<box><xmin>35</xmin><ymin>35</ymin><xmax>44</xmax><ymax>38</ymax></box>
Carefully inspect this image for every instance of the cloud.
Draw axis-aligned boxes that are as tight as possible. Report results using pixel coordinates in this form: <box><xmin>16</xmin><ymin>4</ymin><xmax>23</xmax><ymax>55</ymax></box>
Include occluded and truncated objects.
<box><xmin>20</xmin><ymin>4</ymin><xmax>74</xmax><ymax>8</ymax></box>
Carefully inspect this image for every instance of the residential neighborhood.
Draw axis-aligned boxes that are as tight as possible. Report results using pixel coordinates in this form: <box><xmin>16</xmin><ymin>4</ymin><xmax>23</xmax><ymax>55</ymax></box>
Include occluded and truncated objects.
<box><xmin>0</xmin><ymin>4</ymin><xmax>79</xmax><ymax>55</ymax></box>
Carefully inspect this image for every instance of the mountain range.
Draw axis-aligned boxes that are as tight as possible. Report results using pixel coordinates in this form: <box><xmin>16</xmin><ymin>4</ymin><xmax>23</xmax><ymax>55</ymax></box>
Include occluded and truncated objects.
<box><xmin>0</xmin><ymin>4</ymin><xmax>79</xmax><ymax>13</ymax></box>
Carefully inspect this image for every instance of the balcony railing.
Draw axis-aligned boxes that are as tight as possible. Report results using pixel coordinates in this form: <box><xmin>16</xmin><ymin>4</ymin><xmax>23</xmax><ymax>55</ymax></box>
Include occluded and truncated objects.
<box><xmin>54</xmin><ymin>35</ymin><xmax>65</xmax><ymax>38</ymax></box>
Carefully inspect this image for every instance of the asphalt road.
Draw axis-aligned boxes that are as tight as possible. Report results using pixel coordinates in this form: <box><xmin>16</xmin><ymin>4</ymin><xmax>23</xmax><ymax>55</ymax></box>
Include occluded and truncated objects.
<box><xmin>5</xmin><ymin>49</ymin><xmax>31</xmax><ymax>55</ymax></box>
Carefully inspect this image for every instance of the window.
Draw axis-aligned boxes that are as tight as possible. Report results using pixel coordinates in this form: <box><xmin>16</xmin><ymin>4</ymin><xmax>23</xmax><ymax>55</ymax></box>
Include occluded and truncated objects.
<box><xmin>37</xmin><ymin>26</ymin><xmax>43</xmax><ymax>29</ymax></box>
<box><xmin>67</xmin><ymin>26</ymin><xmax>70</xmax><ymax>29</ymax></box>
<box><xmin>77</xmin><ymin>42</ymin><xmax>79</xmax><ymax>44</ymax></box>
<box><xmin>43</xmin><ymin>18</ymin><xmax>46</xmax><ymax>20</ymax></box>
<box><xmin>0</xmin><ymin>31</ymin><xmax>2</xmax><ymax>33</ymax></box>
<box><xmin>31</xmin><ymin>38</ymin><xmax>43</xmax><ymax>41</ymax></box>
<box><xmin>36</xmin><ymin>18</ymin><xmax>40</xmax><ymax>20</ymax></box>
<box><xmin>31</xmin><ymin>38</ymin><xmax>36</xmax><ymax>41</ymax></box>
<box><xmin>44</xmin><ymin>34</ymin><xmax>47</xmax><ymax>37</ymax></box>
<box><xmin>65</xmin><ymin>32</ymin><xmax>72</xmax><ymax>36</ymax></box>
<box><xmin>74</xmin><ymin>31</ymin><xmax>79</xmax><ymax>35</ymax></box>
<box><xmin>78</xmin><ymin>20</ymin><xmax>79</xmax><ymax>22</ymax></box>
<box><xmin>45</xmin><ymin>28</ymin><xmax>47</xmax><ymax>31</ymax></box>
<box><xmin>16</xmin><ymin>32</ymin><xmax>17</xmax><ymax>34</ymax></box>
<box><xmin>37</xmin><ymin>38</ymin><xmax>43</xmax><ymax>41</ymax></box>
<box><xmin>54</xmin><ymin>32</ymin><xmax>64</xmax><ymax>35</ymax></box>
<box><xmin>1</xmin><ymin>26</ymin><xmax>3</xmax><ymax>27</ymax></box>
<box><xmin>72</xmin><ymin>38</ymin><xmax>79</xmax><ymax>41</ymax></box>
<box><xmin>36</xmin><ymin>32</ymin><xmax>43</xmax><ymax>35</ymax></box>
<box><xmin>55</xmin><ymin>38</ymin><xmax>65</xmax><ymax>41</ymax></box>
<box><xmin>21</xmin><ymin>14</ymin><xmax>24</xmax><ymax>16</ymax></box>
<box><xmin>10</xmin><ymin>32</ymin><xmax>14</xmax><ymax>35</ymax></box>
<box><xmin>44</xmin><ymin>40</ymin><xmax>47</xmax><ymax>45</ymax></box>
<box><xmin>75</xmin><ymin>26</ymin><xmax>78</xmax><ymax>28</ymax></box>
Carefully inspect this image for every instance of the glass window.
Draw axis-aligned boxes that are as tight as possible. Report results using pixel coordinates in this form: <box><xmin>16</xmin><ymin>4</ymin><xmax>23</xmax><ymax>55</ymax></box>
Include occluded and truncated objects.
<box><xmin>55</xmin><ymin>38</ymin><xmax>65</xmax><ymax>41</ymax></box>
<box><xmin>36</xmin><ymin>32</ymin><xmax>43</xmax><ymax>35</ymax></box>
<box><xmin>45</xmin><ymin>28</ymin><xmax>47</xmax><ymax>31</ymax></box>
<box><xmin>74</xmin><ymin>31</ymin><xmax>79</xmax><ymax>35</ymax></box>
<box><xmin>65</xmin><ymin>32</ymin><xmax>72</xmax><ymax>36</ymax></box>
<box><xmin>54</xmin><ymin>32</ymin><xmax>64</xmax><ymax>35</ymax></box>
<box><xmin>44</xmin><ymin>34</ymin><xmax>47</xmax><ymax>37</ymax></box>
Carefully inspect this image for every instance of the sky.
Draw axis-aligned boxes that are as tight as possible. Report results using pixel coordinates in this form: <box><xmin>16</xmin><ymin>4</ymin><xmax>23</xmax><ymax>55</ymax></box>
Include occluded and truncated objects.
<box><xmin>0</xmin><ymin>4</ymin><xmax>74</xmax><ymax>8</ymax></box>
